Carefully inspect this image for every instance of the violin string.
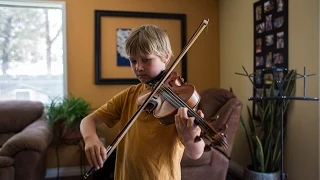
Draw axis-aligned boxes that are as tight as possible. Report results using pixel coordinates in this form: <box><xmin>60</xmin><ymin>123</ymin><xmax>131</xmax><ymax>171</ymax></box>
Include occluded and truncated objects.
<box><xmin>157</xmin><ymin>86</ymin><xmax>228</xmax><ymax>148</ymax></box>
<box><xmin>157</xmin><ymin>87</ymin><xmax>208</xmax><ymax>130</ymax></box>
<box><xmin>159</xmin><ymin>87</ymin><xmax>217</xmax><ymax>137</ymax></box>
<box><xmin>158</xmin><ymin>86</ymin><xmax>218</xmax><ymax>135</ymax></box>
<box><xmin>159</xmin><ymin>87</ymin><xmax>228</xmax><ymax>149</ymax></box>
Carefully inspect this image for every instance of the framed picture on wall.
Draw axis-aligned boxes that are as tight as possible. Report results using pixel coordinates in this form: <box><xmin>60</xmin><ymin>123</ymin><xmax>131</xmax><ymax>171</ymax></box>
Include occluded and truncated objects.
<box><xmin>253</xmin><ymin>0</ymin><xmax>288</xmax><ymax>119</ymax></box>
<box><xmin>94</xmin><ymin>10</ymin><xmax>187</xmax><ymax>85</ymax></box>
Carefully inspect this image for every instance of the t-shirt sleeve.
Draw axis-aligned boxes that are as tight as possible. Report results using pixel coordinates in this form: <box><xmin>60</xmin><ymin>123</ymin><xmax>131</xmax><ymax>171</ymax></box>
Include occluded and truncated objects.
<box><xmin>93</xmin><ymin>88</ymin><xmax>129</xmax><ymax>128</ymax></box>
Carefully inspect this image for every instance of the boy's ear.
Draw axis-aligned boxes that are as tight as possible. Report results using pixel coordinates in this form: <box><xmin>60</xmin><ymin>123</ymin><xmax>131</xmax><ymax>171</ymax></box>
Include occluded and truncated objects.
<box><xmin>164</xmin><ymin>52</ymin><xmax>171</xmax><ymax>65</ymax></box>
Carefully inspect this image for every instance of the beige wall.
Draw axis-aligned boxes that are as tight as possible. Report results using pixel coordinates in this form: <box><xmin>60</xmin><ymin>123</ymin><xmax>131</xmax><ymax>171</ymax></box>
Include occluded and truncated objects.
<box><xmin>220</xmin><ymin>0</ymin><xmax>319</xmax><ymax>180</ymax></box>
<box><xmin>61</xmin><ymin>0</ymin><xmax>220</xmax><ymax>110</ymax></box>
<box><xmin>47</xmin><ymin>0</ymin><xmax>220</xmax><ymax>168</ymax></box>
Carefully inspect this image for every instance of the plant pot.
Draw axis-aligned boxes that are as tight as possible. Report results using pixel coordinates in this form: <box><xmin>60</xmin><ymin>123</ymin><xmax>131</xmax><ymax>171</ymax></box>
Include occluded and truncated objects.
<box><xmin>243</xmin><ymin>166</ymin><xmax>280</xmax><ymax>180</ymax></box>
<box><xmin>53</xmin><ymin>120</ymin><xmax>82</xmax><ymax>140</ymax></box>
<box><xmin>61</xmin><ymin>129</ymin><xmax>82</xmax><ymax>140</ymax></box>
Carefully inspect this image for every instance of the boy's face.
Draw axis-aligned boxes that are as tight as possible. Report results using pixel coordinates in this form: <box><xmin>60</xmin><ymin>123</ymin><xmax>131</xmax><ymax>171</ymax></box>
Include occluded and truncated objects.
<box><xmin>129</xmin><ymin>54</ymin><xmax>169</xmax><ymax>84</ymax></box>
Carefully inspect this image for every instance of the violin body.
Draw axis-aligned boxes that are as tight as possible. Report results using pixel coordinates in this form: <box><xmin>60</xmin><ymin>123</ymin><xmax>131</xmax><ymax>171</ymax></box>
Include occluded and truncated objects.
<box><xmin>136</xmin><ymin>71</ymin><xmax>200</xmax><ymax>125</ymax></box>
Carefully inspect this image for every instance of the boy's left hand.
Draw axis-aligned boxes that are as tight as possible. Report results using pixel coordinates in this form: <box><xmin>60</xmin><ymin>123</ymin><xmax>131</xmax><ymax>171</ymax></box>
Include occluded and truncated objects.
<box><xmin>175</xmin><ymin>107</ymin><xmax>203</xmax><ymax>141</ymax></box>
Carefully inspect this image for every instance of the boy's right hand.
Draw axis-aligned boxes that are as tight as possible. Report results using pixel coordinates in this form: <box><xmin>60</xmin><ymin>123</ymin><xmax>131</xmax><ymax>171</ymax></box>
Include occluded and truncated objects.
<box><xmin>84</xmin><ymin>136</ymin><xmax>107</xmax><ymax>170</ymax></box>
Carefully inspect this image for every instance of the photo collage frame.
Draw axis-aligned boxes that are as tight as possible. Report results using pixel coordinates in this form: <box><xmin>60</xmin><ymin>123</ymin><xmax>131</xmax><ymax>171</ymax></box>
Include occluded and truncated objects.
<box><xmin>253</xmin><ymin>0</ymin><xmax>288</xmax><ymax>118</ymax></box>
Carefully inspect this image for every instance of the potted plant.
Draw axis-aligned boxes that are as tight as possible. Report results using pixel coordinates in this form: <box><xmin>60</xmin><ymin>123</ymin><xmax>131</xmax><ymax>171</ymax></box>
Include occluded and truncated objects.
<box><xmin>46</xmin><ymin>94</ymin><xmax>92</xmax><ymax>141</ymax></box>
<box><xmin>236</xmin><ymin>69</ymin><xmax>296</xmax><ymax>179</ymax></box>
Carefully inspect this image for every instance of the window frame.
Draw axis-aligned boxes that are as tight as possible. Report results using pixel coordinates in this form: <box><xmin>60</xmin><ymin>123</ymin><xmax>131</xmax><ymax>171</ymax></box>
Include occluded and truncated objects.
<box><xmin>0</xmin><ymin>0</ymin><xmax>68</xmax><ymax>98</ymax></box>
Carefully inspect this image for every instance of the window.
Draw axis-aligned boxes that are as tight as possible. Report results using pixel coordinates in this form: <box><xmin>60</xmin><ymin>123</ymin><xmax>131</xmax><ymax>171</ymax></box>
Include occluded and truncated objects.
<box><xmin>0</xmin><ymin>1</ymin><xmax>67</xmax><ymax>104</ymax></box>
<box><xmin>15</xmin><ymin>89</ymin><xmax>31</xmax><ymax>100</ymax></box>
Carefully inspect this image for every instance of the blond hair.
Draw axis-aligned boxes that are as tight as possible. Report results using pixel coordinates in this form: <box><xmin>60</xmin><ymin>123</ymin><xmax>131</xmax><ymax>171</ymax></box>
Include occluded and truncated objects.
<box><xmin>125</xmin><ymin>25</ymin><xmax>173</xmax><ymax>63</ymax></box>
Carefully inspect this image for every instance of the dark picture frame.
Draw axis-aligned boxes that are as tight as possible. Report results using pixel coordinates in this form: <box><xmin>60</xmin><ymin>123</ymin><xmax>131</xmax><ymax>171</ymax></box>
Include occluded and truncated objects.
<box><xmin>253</xmin><ymin>0</ymin><xmax>288</xmax><ymax>119</ymax></box>
<box><xmin>94</xmin><ymin>10</ymin><xmax>187</xmax><ymax>85</ymax></box>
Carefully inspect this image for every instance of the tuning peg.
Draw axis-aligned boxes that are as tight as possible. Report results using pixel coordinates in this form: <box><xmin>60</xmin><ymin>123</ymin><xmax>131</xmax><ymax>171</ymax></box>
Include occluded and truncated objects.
<box><xmin>221</xmin><ymin>132</ymin><xmax>227</xmax><ymax>138</ymax></box>
<box><xmin>209</xmin><ymin>115</ymin><xmax>219</xmax><ymax>123</ymax></box>
<box><xmin>219</xmin><ymin>124</ymin><xmax>228</xmax><ymax>131</ymax></box>
<box><xmin>194</xmin><ymin>135</ymin><xmax>202</xmax><ymax>143</ymax></box>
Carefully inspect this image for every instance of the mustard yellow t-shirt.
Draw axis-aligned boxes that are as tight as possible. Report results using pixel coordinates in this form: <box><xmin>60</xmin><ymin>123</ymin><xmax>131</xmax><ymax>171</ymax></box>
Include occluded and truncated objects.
<box><xmin>94</xmin><ymin>83</ymin><xmax>185</xmax><ymax>180</ymax></box>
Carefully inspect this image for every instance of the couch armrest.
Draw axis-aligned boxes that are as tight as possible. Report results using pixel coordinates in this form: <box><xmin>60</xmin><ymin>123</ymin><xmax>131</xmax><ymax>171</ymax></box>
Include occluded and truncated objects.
<box><xmin>181</xmin><ymin>148</ymin><xmax>229</xmax><ymax>180</ymax></box>
<box><xmin>0</xmin><ymin>118</ymin><xmax>53</xmax><ymax>157</ymax></box>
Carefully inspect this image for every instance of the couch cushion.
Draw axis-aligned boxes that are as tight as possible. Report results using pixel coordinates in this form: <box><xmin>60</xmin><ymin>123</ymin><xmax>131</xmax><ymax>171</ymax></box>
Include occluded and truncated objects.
<box><xmin>0</xmin><ymin>133</ymin><xmax>15</xmax><ymax>147</ymax></box>
<box><xmin>198</xmin><ymin>88</ymin><xmax>236</xmax><ymax>120</ymax></box>
<box><xmin>181</xmin><ymin>150</ymin><xmax>212</xmax><ymax>167</ymax></box>
<box><xmin>0</xmin><ymin>101</ymin><xmax>44</xmax><ymax>133</ymax></box>
<box><xmin>0</xmin><ymin>119</ymin><xmax>53</xmax><ymax>157</ymax></box>
<box><xmin>0</xmin><ymin>156</ymin><xmax>14</xmax><ymax>167</ymax></box>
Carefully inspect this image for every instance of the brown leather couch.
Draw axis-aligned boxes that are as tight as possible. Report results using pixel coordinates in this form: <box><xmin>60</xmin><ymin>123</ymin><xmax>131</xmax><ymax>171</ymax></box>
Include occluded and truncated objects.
<box><xmin>181</xmin><ymin>88</ymin><xmax>243</xmax><ymax>180</ymax></box>
<box><xmin>0</xmin><ymin>100</ymin><xmax>53</xmax><ymax>180</ymax></box>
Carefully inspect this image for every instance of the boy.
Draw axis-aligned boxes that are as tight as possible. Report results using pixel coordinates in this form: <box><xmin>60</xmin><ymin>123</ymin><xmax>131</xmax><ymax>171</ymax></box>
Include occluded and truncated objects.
<box><xmin>80</xmin><ymin>24</ymin><xmax>205</xmax><ymax>180</ymax></box>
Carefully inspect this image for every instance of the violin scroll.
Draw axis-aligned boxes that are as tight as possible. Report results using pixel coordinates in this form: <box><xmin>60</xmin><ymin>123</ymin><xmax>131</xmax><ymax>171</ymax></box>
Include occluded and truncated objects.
<box><xmin>198</xmin><ymin>131</ymin><xmax>228</xmax><ymax>152</ymax></box>
<box><xmin>194</xmin><ymin>117</ymin><xmax>229</xmax><ymax>152</ymax></box>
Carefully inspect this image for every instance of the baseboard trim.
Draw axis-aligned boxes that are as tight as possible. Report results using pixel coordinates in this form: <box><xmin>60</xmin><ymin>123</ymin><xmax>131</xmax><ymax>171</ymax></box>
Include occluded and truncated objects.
<box><xmin>46</xmin><ymin>162</ymin><xmax>243</xmax><ymax>179</ymax></box>
<box><xmin>228</xmin><ymin>160</ymin><xmax>244</xmax><ymax>178</ymax></box>
<box><xmin>45</xmin><ymin>166</ymin><xmax>91</xmax><ymax>178</ymax></box>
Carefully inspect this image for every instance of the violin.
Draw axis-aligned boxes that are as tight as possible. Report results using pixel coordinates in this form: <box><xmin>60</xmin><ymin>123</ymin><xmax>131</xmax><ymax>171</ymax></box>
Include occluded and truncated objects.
<box><xmin>136</xmin><ymin>71</ymin><xmax>200</xmax><ymax>125</ymax></box>
<box><xmin>136</xmin><ymin>70</ymin><xmax>227</xmax><ymax>151</ymax></box>
<box><xmin>84</xmin><ymin>19</ymin><xmax>227</xmax><ymax>179</ymax></box>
